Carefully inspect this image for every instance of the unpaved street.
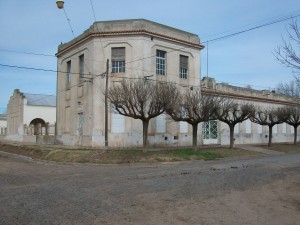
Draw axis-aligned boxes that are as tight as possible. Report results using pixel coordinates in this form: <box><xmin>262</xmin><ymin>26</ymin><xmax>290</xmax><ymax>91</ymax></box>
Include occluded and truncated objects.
<box><xmin>1</xmin><ymin>152</ymin><xmax>300</xmax><ymax>225</ymax></box>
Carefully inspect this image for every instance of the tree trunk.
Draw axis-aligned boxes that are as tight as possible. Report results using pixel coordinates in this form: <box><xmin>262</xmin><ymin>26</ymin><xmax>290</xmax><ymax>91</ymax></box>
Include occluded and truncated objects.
<box><xmin>294</xmin><ymin>125</ymin><xmax>298</xmax><ymax>145</ymax></box>
<box><xmin>268</xmin><ymin>125</ymin><xmax>273</xmax><ymax>147</ymax></box>
<box><xmin>192</xmin><ymin>124</ymin><xmax>198</xmax><ymax>148</ymax></box>
<box><xmin>229</xmin><ymin>125</ymin><xmax>234</xmax><ymax>149</ymax></box>
<box><xmin>142</xmin><ymin>120</ymin><xmax>149</xmax><ymax>151</ymax></box>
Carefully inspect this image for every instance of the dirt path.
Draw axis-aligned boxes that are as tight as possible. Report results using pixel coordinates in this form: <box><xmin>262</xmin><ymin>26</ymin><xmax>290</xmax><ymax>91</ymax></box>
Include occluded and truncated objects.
<box><xmin>1</xmin><ymin>152</ymin><xmax>300</xmax><ymax>225</ymax></box>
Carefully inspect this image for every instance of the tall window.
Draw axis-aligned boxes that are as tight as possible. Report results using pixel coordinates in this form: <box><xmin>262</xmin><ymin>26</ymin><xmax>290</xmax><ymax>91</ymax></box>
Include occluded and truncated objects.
<box><xmin>67</xmin><ymin>60</ymin><xmax>71</xmax><ymax>83</ymax></box>
<box><xmin>79</xmin><ymin>55</ymin><xmax>84</xmax><ymax>78</ymax></box>
<box><xmin>156</xmin><ymin>50</ymin><xmax>166</xmax><ymax>75</ymax></box>
<box><xmin>179</xmin><ymin>55</ymin><xmax>188</xmax><ymax>79</ymax></box>
<box><xmin>111</xmin><ymin>47</ymin><xmax>125</xmax><ymax>73</ymax></box>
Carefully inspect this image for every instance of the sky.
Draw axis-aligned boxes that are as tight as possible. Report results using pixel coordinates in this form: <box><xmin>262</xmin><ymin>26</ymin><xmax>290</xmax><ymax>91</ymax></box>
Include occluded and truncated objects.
<box><xmin>0</xmin><ymin>0</ymin><xmax>299</xmax><ymax>112</ymax></box>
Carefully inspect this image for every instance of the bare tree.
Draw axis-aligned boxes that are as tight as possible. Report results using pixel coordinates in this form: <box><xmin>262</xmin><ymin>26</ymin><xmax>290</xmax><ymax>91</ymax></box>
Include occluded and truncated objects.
<box><xmin>284</xmin><ymin>105</ymin><xmax>300</xmax><ymax>144</ymax></box>
<box><xmin>276</xmin><ymin>80</ymin><xmax>300</xmax><ymax>98</ymax></box>
<box><xmin>166</xmin><ymin>90</ymin><xmax>221</xmax><ymax>147</ymax></box>
<box><xmin>274</xmin><ymin>19</ymin><xmax>300</xmax><ymax>75</ymax></box>
<box><xmin>107</xmin><ymin>79</ymin><xmax>178</xmax><ymax>150</ymax></box>
<box><xmin>250</xmin><ymin>107</ymin><xmax>286</xmax><ymax>147</ymax></box>
<box><xmin>217</xmin><ymin>101</ymin><xmax>255</xmax><ymax>149</ymax></box>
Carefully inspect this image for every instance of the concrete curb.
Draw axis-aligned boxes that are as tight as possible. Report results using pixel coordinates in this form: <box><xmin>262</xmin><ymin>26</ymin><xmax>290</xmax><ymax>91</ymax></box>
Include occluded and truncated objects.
<box><xmin>239</xmin><ymin>146</ymin><xmax>284</xmax><ymax>155</ymax></box>
<box><xmin>0</xmin><ymin>151</ymin><xmax>33</xmax><ymax>162</ymax></box>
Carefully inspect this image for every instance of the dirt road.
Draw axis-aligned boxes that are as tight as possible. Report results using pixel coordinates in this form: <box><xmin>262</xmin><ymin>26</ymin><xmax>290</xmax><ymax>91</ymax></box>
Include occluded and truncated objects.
<box><xmin>1</xmin><ymin>152</ymin><xmax>300</xmax><ymax>225</ymax></box>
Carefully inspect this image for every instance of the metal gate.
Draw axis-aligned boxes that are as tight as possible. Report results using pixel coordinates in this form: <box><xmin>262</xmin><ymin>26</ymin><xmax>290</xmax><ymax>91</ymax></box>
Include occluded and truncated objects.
<box><xmin>202</xmin><ymin>120</ymin><xmax>219</xmax><ymax>144</ymax></box>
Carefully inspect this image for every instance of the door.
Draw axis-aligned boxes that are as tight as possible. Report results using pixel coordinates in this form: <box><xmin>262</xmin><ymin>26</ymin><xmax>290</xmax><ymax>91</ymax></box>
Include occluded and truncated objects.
<box><xmin>78</xmin><ymin>112</ymin><xmax>83</xmax><ymax>145</ymax></box>
<box><xmin>202</xmin><ymin>120</ymin><xmax>219</xmax><ymax>144</ymax></box>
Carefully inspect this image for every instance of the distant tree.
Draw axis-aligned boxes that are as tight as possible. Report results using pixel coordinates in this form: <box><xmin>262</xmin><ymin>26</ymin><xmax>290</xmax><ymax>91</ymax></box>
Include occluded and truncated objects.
<box><xmin>276</xmin><ymin>80</ymin><xmax>300</xmax><ymax>98</ymax></box>
<box><xmin>274</xmin><ymin>19</ymin><xmax>300</xmax><ymax>75</ymax></box>
<box><xmin>250</xmin><ymin>107</ymin><xmax>286</xmax><ymax>147</ymax></box>
<box><xmin>217</xmin><ymin>101</ymin><xmax>255</xmax><ymax>149</ymax></box>
<box><xmin>284</xmin><ymin>105</ymin><xmax>300</xmax><ymax>144</ymax></box>
<box><xmin>166</xmin><ymin>90</ymin><xmax>221</xmax><ymax>147</ymax></box>
<box><xmin>107</xmin><ymin>79</ymin><xmax>178</xmax><ymax>150</ymax></box>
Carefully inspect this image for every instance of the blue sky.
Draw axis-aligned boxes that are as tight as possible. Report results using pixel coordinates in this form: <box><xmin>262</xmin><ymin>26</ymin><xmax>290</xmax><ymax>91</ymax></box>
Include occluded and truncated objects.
<box><xmin>0</xmin><ymin>0</ymin><xmax>299</xmax><ymax>111</ymax></box>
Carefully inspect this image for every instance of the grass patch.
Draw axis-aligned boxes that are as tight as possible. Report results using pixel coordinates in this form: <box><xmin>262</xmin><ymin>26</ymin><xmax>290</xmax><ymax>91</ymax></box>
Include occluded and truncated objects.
<box><xmin>0</xmin><ymin>142</ymin><xmax>262</xmax><ymax>164</ymax></box>
<box><xmin>262</xmin><ymin>143</ymin><xmax>300</xmax><ymax>153</ymax></box>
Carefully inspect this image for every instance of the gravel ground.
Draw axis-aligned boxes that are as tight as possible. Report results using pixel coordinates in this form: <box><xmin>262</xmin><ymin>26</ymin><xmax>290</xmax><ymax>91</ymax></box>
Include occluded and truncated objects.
<box><xmin>0</xmin><ymin>152</ymin><xmax>300</xmax><ymax>225</ymax></box>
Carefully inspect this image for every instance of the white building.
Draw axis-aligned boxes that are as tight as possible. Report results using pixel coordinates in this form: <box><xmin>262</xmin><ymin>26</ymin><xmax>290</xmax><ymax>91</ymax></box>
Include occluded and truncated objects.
<box><xmin>5</xmin><ymin>89</ymin><xmax>56</xmax><ymax>142</ymax></box>
<box><xmin>201</xmin><ymin>77</ymin><xmax>298</xmax><ymax>145</ymax></box>
<box><xmin>55</xmin><ymin>19</ymin><xmax>297</xmax><ymax>148</ymax></box>
<box><xmin>0</xmin><ymin>113</ymin><xmax>6</xmax><ymax>135</ymax></box>
<box><xmin>56</xmin><ymin>19</ymin><xmax>203</xmax><ymax>147</ymax></box>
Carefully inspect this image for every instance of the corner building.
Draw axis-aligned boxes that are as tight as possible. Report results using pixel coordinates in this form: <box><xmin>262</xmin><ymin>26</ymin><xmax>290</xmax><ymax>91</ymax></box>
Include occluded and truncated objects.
<box><xmin>56</xmin><ymin>19</ymin><xmax>203</xmax><ymax>146</ymax></box>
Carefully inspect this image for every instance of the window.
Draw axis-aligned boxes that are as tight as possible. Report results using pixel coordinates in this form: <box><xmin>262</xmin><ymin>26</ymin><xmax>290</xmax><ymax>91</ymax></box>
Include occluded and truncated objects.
<box><xmin>179</xmin><ymin>121</ymin><xmax>188</xmax><ymax>133</ymax></box>
<box><xmin>203</xmin><ymin>120</ymin><xmax>218</xmax><ymax>139</ymax></box>
<box><xmin>234</xmin><ymin>123</ymin><xmax>239</xmax><ymax>134</ymax></box>
<box><xmin>179</xmin><ymin>55</ymin><xmax>188</xmax><ymax>79</ymax></box>
<box><xmin>111</xmin><ymin>47</ymin><xmax>125</xmax><ymax>73</ymax></box>
<box><xmin>282</xmin><ymin>123</ymin><xmax>287</xmax><ymax>134</ymax></box>
<box><xmin>111</xmin><ymin>113</ymin><xmax>125</xmax><ymax>133</ymax></box>
<box><xmin>67</xmin><ymin>61</ymin><xmax>71</xmax><ymax>83</ymax></box>
<box><xmin>156</xmin><ymin>114</ymin><xmax>166</xmax><ymax>133</ymax></box>
<box><xmin>257</xmin><ymin>124</ymin><xmax>262</xmax><ymax>134</ymax></box>
<box><xmin>65</xmin><ymin>107</ymin><xmax>70</xmax><ymax>132</ymax></box>
<box><xmin>79</xmin><ymin>55</ymin><xmax>84</xmax><ymax>78</ymax></box>
<box><xmin>291</xmin><ymin>125</ymin><xmax>294</xmax><ymax>134</ymax></box>
<box><xmin>245</xmin><ymin>119</ymin><xmax>252</xmax><ymax>133</ymax></box>
<box><xmin>156</xmin><ymin>50</ymin><xmax>166</xmax><ymax>75</ymax></box>
<box><xmin>273</xmin><ymin>124</ymin><xmax>277</xmax><ymax>134</ymax></box>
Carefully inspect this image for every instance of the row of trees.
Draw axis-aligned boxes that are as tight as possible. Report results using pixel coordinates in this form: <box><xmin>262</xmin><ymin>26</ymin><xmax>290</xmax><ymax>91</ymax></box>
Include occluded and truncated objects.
<box><xmin>107</xmin><ymin>79</ymin><xmax>300</xmax><ymax>150</ymax></box>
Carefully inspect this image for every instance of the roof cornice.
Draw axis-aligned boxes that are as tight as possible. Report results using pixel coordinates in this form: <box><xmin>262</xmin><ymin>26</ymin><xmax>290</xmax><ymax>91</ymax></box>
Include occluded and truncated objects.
<box><xmin>56</xmin><ymin>29</ymin><xmax>204</xmax><ymax>57</ymax></box>
<box><xmin>202</xmin><ymin>88</ymin><xmax>298</xmax><ymax>106</ymax></box>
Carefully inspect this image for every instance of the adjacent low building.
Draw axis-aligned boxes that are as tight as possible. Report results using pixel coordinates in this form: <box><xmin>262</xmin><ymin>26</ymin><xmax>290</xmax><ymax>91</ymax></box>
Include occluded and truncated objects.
<box><xmin>0</xmin><ymin>112</ymin><xmax>6</xmax><ymax>135</ymax></box>
<box><xmin>5</xmin><ymin>89</ymin><xmax>56</xmax><ymax>142</ymax></box>
<box><xmin>201</xmin><ymin>77</ymin><xmax>298</xmax><ymax>145</ymax></box>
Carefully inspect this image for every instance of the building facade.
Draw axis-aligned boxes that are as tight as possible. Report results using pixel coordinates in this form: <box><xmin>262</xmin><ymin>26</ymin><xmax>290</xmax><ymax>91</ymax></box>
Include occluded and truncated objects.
<box><xmin>0</xmin><ymin>113</ymin><xmax>6</xmax><ymax>135</ymax></box>
<box><xmin>5</xmin><ymin>89</ymin><xmax>56</xmax><ymax>142</ymax></box>
<box><xmin>201</xmin><ymin>77</ymin><xmax>298</xmax><ymax>145</ymax></box>
<box><xmin>56</xmin><ymin>19</ymin><xmax>297</xmax><ymax>148</ymax></box>
<box><xmin>56</xmin><ymin>19</ymin><xmax>203</xmax><ymax>146</ymax></box>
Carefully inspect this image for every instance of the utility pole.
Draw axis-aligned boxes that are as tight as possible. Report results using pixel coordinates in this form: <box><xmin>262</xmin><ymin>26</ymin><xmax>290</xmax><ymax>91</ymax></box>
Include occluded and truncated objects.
<box><xmin>206</xmin><ymin>41</ymin><xmax>209</xmax><ymax>78</ymax></box>
<box><xmin>104</xmin><ymin>59</ymin><xmax>109</xmax><ymax>151</ymax></box>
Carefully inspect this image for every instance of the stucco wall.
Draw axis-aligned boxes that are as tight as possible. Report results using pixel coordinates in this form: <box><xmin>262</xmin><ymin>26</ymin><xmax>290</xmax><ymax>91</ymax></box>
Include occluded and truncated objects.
<box><xmin>56</xmin><ymin>19</ymin><xmax>201</xmax><ymax>147</ymax></box>
<box><xmin>23</xmin><ymin>105</ymin><xmax>56</xmax><ymax>125</ymax></box>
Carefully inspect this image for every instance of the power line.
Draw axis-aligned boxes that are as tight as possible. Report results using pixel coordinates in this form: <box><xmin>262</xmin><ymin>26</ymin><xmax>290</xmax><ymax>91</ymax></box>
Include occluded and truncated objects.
<box><xmin>3</xmin><ymin>12</ymin><xmax>299</xmax><ymax>67</ymax></box>
<box><xmin>0</xmin><ymin>63</ymin><xmax>101</xmax><ymax>77</ymax></box>
<box><xmin>0</xmin><ymin>49</ymin><xmax>55</xmax><ymax>57</ymax></box>
<box><xmin>0</xmin><ymin>62</ymin><xmax>278</xmax><ymax>91</ymax></box>
<box><xmin>89</xmin><ymin>0</ymin><xmax>97</xmax><ymax>22</ymax></box>
<box><xmin>204</xmin><ymin>13</ymin><xmax>300</xmax><ymax>43</ymax></box>
<box><xmin>202</xmin><ymin>9</ymin><xmax>300</xmax><ymax>40</ymax></box>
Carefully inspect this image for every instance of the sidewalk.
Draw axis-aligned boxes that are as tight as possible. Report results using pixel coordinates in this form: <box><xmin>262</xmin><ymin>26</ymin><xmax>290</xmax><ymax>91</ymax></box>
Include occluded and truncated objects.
<box><xmin>238</xmin><ymin>145</ymin><xmax>284</xmax><ymax>155</ymax></box>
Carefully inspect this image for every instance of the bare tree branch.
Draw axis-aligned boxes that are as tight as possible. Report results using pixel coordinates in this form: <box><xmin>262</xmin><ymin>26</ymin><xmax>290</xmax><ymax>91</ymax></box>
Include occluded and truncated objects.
<box><xmin>166</xmin><ymin>90</ymin><xmax>222</xmax><ymax>147</ymax></box>
<box><xmin>250</xmin><ymin>107</ymin><xmax>287</xmax><ymax>147</ymax></box>
<box><xmin>274</xmin><ymin>19</ymin><xmax>300</xmax><ymax>74</ymax></box>
<box><xmin>107</xmin><ymin>79</ymin><xmax>177</xmax><ymax>149</ymax></box>
<box><xmin>284</xmin><ymin>105</ymin><xmax>300</xmax><ymax>144</ymax></box>
<box><xmin>276</xmin><ymin>79</ymin><xmax>300</xmax><ymax>98</ymax></box>
<box><xmin>217</xmin><ymin>101</ymin><xmax>255</xmax><ymax>149</ymax></box>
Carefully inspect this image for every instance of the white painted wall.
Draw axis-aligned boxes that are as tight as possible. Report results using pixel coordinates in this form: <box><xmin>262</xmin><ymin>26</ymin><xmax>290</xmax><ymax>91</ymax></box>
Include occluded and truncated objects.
<box><xmin>23</xmin><ymin>105</ymin><xmax>56</xmax><ymax>125</ymax></box>
<box><xmin>0</xmin><ymin>120</ymin><xmax>6</xmax><ymax>127</ymax></box>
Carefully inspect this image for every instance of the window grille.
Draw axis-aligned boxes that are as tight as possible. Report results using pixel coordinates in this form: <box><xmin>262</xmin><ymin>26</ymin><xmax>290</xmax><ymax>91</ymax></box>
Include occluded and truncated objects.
<box><xmin>67</xmin><ymin>61</ymin><xmax>71</xmax><ymax>82</ymax></box>
<box><xmin>156</xmin><ymin>50</ymin><xmax>166</xmax><ymax>75</ymax></box>
<box><xmin>79</xmin><ymin>55</ymin><xmax>84</xmax><ymax>78</ymax></box>
<box><xmin>179</xmin><ymin>55</ymin><xmax>188</xmax><ymax>79</ymax></box>
<box><xmin>203</xmin><ymin>120</ymin><xmax>218</xmax><ymax>139</ymax></box>
<box><xmin>111</xmin><ymin>47</ymin><xmax>125</xmax><ymax>73</ymax></box>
